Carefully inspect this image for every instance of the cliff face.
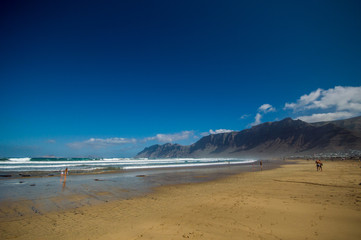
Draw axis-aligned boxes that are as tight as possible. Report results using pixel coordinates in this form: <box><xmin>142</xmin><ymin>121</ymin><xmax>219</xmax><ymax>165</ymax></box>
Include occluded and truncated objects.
<box><xmin>136</xmin><ymin>116</ymin><xmax>361</xmax><ymax>158</ymax></box>
<box><xmin>136</xmin><ymin>143</ymin><xmax>191</xmax><ymax>158</ymax></box>
<box><xmin>310</xmin><ymin>115</ymin><xmax>361</xmax><ymax>137</ymax></box>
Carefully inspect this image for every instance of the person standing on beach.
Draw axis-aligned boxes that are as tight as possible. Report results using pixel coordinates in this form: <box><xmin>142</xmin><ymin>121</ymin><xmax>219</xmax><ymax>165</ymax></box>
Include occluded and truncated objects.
<box><xmin>260</xmin><ymin>160</ymin><xmax>263</xmax><ymax>171</ymax></box>
<box><xmin>60</xmin><ymin>168</ymin><xmax>69</xmax><ymax>183</ymax></box>
<box><xmin>60</xmin><ymin>170</ymin><xmax>64</xmax><ymax>182</ymax></box>
<box><xmin>64</xmin><ymin>168</ymin><xmax>68</xmax><ymax>181</ymax></box>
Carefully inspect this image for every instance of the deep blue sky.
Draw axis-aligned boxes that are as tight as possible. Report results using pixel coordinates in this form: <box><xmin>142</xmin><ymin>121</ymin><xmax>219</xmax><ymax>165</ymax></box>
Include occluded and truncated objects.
<box><xmin>1</xmin><ymin>0</ymin><xmax>361</xmax><ymax>157</ymax></box>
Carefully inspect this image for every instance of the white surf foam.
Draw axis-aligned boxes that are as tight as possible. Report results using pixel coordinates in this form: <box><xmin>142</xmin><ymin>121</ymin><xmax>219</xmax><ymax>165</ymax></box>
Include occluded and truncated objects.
<box><xmin>0</xmin><ymin>158</ymin><xmax>256</xmax><ymax>172</ymax></box>
<box><xmin>123</xmin><ymin>160</ymin><xmax>256</xmax><ymax>170</ymax></box>
<box><xmin>8</xmin><ymin>158</ymin><xmax>31</xmax><ymax>162</ymax></box>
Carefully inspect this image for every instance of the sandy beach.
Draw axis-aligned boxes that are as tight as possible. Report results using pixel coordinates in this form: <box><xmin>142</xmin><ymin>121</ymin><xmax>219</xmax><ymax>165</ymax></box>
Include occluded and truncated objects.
<box><xmin>1</xmin><ymin>160</ymin><xmax>360</xmax><ymax>240</ymax></box>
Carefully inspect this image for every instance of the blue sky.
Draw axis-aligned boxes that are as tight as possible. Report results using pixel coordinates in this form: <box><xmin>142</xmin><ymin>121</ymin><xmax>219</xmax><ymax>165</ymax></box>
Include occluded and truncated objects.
<box><xmin>1</xmin><ymin>0</ymin><xmax>361</xmax><ymax>157</ymax></box>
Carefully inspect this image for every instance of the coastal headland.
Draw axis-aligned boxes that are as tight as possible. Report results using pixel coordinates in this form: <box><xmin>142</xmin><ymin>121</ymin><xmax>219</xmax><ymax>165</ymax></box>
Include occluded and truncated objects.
<box><xmin>1</xmin><ymin>159</ymin><xmax>360</xmax><ymax>240</ymax></box>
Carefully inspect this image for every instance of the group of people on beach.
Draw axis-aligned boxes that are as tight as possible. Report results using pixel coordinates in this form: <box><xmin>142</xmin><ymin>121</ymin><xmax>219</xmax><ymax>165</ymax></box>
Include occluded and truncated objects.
<box><xmin>252</xmin><ymin>160</ymin><xmax>263</xmax><ymax>171</ymax></box>
<box><xmin>315</xmin><ymin>159</ymin><xmax>323</xmax><ymax>171</ymax></box>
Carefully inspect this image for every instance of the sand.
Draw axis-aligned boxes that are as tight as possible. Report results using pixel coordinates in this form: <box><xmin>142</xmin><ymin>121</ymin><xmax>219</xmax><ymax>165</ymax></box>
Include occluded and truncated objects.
<box><xmin>1</xmin><ymin>160</ymin><xmax>360</xmax><ymax>240</ymax></box>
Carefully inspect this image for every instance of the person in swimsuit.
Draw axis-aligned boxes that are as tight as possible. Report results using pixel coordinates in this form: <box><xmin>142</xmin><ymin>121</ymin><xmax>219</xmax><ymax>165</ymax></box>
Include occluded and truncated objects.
<box><xmin>315</xmin><ymin>159</ymin><xmax>323</xmax><ymax>171</ymax></box>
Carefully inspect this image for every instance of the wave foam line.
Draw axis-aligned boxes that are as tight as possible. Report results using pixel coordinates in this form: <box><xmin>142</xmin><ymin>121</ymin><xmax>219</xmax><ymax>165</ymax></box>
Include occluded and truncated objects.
<box><xmin>123</xmin><ymin>160</ymin><xmax>256</xmax><ymax>170</ymax></box>
<box><xmin>8</xmin><ymin>158</ymin><xmax>31</xmax><ymax>162</ymax></box>
<box><xmin>0</xmin><ymin>158</ymin><xmax>252</xmax><ymax>166</ymax></box>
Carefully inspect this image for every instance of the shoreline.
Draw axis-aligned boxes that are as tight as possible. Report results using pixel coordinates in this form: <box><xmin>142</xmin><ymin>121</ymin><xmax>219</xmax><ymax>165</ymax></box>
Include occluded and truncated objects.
<box><xmin>0</xmin><ymin>160</ymin><xmax>280</xmax><ymax>216</ymax></box>
<box><xmin>1</xmin><ymin>159</ymin><xmax>360</xmax><ymax>239</ymax></box>
<box><xmin>0</xmin><ymin>159</ymin><xmax>263</xmax><ymax>180</ymax></box>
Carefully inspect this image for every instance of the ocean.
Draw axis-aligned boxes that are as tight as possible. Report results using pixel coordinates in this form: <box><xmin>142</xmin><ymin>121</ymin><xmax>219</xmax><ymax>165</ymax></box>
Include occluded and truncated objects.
<box><xmin>0</xmin><ymin>156</ymin><xmax>266</xmax><ymax>219</ymax></box>
<box><xmin>0</xmin><ymin>157</ymin><xmax>256</xmax><ymax>172</ymax></box>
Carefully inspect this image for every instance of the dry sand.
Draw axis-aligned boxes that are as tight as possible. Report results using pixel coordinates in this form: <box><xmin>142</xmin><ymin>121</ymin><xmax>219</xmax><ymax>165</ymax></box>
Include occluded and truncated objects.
<box><xmin>1</xmin><ymin>160</ymin><xmax>361</xmax><ymax>240</ymax></box>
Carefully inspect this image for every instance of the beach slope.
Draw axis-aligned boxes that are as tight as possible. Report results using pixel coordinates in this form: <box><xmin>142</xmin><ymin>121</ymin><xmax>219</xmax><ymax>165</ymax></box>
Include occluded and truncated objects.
<box><xmin>1</xmin><ymin>160</ymin><xmax>360</xmax><ymax>240</ymax></box>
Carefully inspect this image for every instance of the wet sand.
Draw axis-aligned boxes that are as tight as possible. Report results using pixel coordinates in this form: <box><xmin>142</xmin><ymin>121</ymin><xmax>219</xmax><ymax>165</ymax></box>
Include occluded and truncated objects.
<box><xmin>1</xmin><ymin>160</ymin><xmax>360</xmax><ymax>239</ymax></box>
<box><xmin>0</xmin><ymin>162</ymin><xmax>271</xmax><ymax>217</ymax></box>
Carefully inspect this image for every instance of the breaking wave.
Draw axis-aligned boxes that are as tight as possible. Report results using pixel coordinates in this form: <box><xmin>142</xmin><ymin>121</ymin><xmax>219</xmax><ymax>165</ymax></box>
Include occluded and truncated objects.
<box><xmin>0</xmin><ymin>157</ymin><xmax>256</xmax><ymax>172</ymax></box>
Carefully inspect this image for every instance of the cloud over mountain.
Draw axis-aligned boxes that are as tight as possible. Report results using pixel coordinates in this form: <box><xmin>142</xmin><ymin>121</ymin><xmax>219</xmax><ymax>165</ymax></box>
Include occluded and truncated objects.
<box><xmin>143</xmin><ymin>131</ymin><xmax>194</xmax><ymax>143</ymax></box>
<box><xmin>251</xmin><ymin>113</ymin><xmax>263</xmax><ymax>126</ymax></box>
<box><xmin>258</xmin><ymin>104</ymin><xmax>276</xmax><ymax>113</ymax></box>
<box><xmin>285</xmin><ymin>86</ymin><xmax>361</xmax><ymax>122</ymax></box>
<box><xmin>209</xmin><ymin>129</ymin><xmax>234</xmax><ymax>134</ymax></box>
<box><xmin>250</xmin><ymin>104</ymin><xmax>275</xmax><ymax>126</ymax></box>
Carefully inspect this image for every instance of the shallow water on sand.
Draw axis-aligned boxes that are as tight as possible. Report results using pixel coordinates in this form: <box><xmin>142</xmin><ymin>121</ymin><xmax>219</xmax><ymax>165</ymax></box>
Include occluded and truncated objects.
<box><xmin>0</xmin><ymin>161</ymin><xmax>278</xmax><ymax>218</ymax></box>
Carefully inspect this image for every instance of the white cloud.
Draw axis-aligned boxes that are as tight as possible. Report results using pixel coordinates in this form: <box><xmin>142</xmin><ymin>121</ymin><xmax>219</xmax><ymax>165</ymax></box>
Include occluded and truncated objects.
<box><xmin>209</xmin><ymin>129</ymin><xmax>234</xmax><ymax>134</ymax></box>
<box><xmin>248</xmin><ymin>103</ymin><xmax>275</xmax><ymax>127</ymax></box>
<box><xmin>251</xmin><ymin>113</ymin><xmax>262</xmax><ymax>126</ymax></box>
<box><xmin>285</xmin><ymin>86</ymin><xmax>361</xmax><ymax>122</ymax></box>
<box><xmin>285</xmin><ymin>86</ymin><xmax>361</xmax><ymax>111</ymax></box>
<box><xmin>296</xmin><ymin>112</ymin><xmax>354</xmax><ymax>123</ymax></box>
<box><xmin>47</xmin><ymin>139</ymin><xmax>56</xmax><ymax>143</ymax></box>
<box><xmin>284</xmin><ymin>88</ymin><xmax>322</xmax><ymax>110</ymax></box>
<box><xmin>68</xmin><ymin>137</ymin><xmax>137</xmax><ymax>149</ymax></box>
<box><xmin>69</xmin><ymin>131</ymin><xmax>196</xmax><ymax>149</ymax></box>
<box><xmin>240</xmin><ymin>114</ymin><xmax>251</xmax><ymax>119</ymax></box>
<box><xmin>85</xmin><ymin>137</ymin><xmax>137</xmax><ymax>145</ymax></box>
<box><xmin>258</xmin><ymin>104</ymin><xmax>276</xmax><ymax>113</ymax></box>
<box><xmin>144</xmin><ymin>131</ymin><xmax>194</xmax><ymax>143</ymax></box>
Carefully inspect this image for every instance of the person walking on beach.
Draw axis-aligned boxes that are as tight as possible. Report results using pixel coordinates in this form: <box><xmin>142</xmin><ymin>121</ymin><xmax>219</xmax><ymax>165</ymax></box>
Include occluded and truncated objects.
<box><xmin>315</xmin><ymin>159</ymin><xmax>323</xmax><ymax>172</ymax></box>
<box><xmin>319</xmin><ymin>160</ymin><xmax>323</xmax><ymax>171</ymax></box>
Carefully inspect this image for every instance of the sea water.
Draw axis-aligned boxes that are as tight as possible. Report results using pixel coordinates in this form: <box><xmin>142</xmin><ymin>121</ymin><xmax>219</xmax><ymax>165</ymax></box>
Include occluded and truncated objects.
<box><xmin>0</xmin><ymin>157</ymin><xmax>260</xmax><ymax>217</ymax></box>
<box><xmin>0</xmin><ymin>157</ymin><xmax>256</xmax><ymax>172</ymax></box>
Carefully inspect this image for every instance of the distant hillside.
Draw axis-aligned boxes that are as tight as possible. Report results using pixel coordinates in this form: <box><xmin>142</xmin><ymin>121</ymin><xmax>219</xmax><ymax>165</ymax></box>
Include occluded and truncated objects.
<box><xmin>136</xmin><ymin>116</ymin><xmax>361</xmax><ymax>158</ymax></box>
<box><xmin>311</xmin><ymin>116</ymin><xmax>361</xmax><ymax>137</ymax></box>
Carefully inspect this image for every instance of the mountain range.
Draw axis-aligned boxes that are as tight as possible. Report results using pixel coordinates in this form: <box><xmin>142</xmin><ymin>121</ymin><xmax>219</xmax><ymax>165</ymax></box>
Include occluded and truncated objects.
<box><xmin>136</xmin><ymin>116</ymin><xmax>361</xmax><ymax>158</ymax></box>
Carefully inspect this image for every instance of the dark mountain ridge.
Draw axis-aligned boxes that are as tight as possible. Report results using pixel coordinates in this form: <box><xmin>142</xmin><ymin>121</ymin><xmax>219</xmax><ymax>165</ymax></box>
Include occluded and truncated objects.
<box><xmin>310</xmin><ymin>115</ymin><xmax>361</xmax><ymax>137</ymax></box>
<box><xmin>136</xmin><ymin>116</ymin><xmax>361</xmax><ymax>158</ymax></box>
